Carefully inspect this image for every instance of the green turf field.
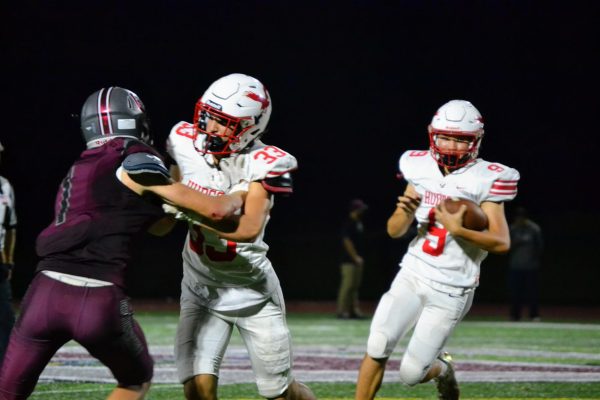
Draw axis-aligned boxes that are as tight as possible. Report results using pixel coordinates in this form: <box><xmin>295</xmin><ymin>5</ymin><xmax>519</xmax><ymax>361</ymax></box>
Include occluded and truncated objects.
<box><xmin>29</xmin><ymin>312</ymin><xmax>600</xmax><ymax>399</ymax></box>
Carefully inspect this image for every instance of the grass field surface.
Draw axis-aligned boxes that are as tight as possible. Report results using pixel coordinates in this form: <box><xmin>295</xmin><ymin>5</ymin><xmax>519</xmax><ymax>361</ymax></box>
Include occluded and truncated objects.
<box><xmin>28</xmin><ymin>311</ymin><xmax>600</xmax><ymax>399</ymax></box>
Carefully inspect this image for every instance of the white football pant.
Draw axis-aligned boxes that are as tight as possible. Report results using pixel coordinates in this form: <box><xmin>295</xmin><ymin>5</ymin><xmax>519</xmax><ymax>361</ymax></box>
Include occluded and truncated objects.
<box><xmin>367</xmin><ymin>267</ymin><xmax>474</xmax><ymax>385</ymax></box>
<box><xmin>175</xmin><ymin>284</ymin><xmax>294</xmax><ymax>398</ymax></box>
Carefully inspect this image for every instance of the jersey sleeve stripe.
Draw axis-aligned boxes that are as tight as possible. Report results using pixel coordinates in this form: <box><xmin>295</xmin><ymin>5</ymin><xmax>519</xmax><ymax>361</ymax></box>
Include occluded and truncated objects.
<box><xmin>261</xmin><ymin>180</ymin><xmax>293</xmax><ymax>193</ymax></box>
<box><xmin>490</xmin><ymin>190</ymin><xmax>518</xmax><ymax>195</ymax></box>
<box><xmin>492</xmin><ymin>181</ymin><xmax>518</xmax><ymax>189</ymax></box>
<box><xmin>490</xmin><ymin>179</ymin><xmax>518</xmax><ymax>195</ymax></box>
<box><xmin>490</xmin><ymin>186</ymin><xmax>517</xmax><ymax>192</ymax></box>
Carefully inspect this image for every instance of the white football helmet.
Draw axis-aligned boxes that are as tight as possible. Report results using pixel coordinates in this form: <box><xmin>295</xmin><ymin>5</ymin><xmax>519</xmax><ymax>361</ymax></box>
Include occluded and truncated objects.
<box><xmin>428</xmin><ymin>99</ymin><xmax>484</xmax><ymax>169</ymax></box>
<box><xmin>193</xmin><ymin>73</ymin><xmax>272</xmax><ymax>155</ymax></box>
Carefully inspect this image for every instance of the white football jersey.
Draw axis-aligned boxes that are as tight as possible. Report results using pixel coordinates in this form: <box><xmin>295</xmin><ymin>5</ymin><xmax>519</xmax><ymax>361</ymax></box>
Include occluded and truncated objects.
<box><xmin>398</xmin><ymin>150</ymin><xmax>519</xmax><ymax>288</ymax></box>
<box><xmin>167</xmin><ymin>122</ymin><xmax>297</xmax><ymax>311</ymax></box>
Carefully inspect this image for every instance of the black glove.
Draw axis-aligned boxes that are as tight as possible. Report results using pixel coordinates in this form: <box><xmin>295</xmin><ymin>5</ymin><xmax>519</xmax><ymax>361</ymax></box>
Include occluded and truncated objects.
<box><xmin>0</xmin><ymin>263</ymin><xmax>11</xmax><ymax>282</ymax></box>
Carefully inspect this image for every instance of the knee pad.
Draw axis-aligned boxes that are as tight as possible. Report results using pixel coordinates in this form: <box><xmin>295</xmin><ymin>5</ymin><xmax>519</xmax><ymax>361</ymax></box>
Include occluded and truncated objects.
<box><xmin>256</xmin><ymin>372</ymin><xmax>293</xmax><ymax>399</ymax></box>
<box><xmin>398</xmin><ymin>352</ymin><xmax>429</xmax><ymax>386</ymax></box>
<box><xmin>367</xmin><ymin>331</ymin><xmax>390</xmax><ymax>359</ymax></box>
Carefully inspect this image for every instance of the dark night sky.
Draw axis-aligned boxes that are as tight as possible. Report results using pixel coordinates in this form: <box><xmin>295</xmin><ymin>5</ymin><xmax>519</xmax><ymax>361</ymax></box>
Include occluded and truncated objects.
<box><xmin>1</xmin><ymin>1</ymin><xmax>598</xmax><ymax>303</ymax></box>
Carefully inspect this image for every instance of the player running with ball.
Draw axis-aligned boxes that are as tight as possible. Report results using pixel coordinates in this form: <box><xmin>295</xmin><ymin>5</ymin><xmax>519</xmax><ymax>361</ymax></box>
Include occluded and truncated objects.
<box><xmin>355</xmin><ymin>100</ymin><xmax>519</xmax><ymax>400</ymax></box>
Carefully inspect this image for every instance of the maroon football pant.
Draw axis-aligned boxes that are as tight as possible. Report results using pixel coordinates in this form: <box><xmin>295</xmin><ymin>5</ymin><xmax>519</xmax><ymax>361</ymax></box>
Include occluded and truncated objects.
<box><xmin>0</xmin><ymin>272</ymin><xmax>153</xmax><ymax>400</ymax></box>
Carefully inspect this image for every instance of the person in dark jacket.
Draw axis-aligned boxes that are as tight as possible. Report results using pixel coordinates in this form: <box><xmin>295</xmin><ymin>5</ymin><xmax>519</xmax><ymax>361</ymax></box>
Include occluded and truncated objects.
<box><xmin>507</xmin><ymin>206</ymin><xmax>543</xmax><ymax>321</ymax></box>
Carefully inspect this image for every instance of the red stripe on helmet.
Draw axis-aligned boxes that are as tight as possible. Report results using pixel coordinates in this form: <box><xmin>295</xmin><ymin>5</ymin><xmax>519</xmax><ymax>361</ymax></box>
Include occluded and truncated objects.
<box><xmin>97</xmin><ymin>87</ymin><xmax>114</xmax><ymax>135</ymax></box>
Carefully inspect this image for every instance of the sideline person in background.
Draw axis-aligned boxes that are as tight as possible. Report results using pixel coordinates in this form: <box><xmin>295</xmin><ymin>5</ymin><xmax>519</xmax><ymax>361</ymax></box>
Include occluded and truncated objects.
<box><xmin>337</xmin><ymin>198</ymin><xmax>368</xmax><ymax>319</ymax></box>
<box><xmin>0</xmin><ymin>87</ymin><xmax>243</xmax><ymax>400</ymax></box>
<box><xmin>355</xmin><ymin>100</ymin><xmax>519</xmax><ymax>400</ymax></box>
<box><xmin>507</xmin><ymin>206</ymin><xmax>543</xmax><ymax>321</ymax></box>
<box><xmin>0</xmin><ymin>141</ymin><xmax>17</xmax><ymax>369</ymax></box>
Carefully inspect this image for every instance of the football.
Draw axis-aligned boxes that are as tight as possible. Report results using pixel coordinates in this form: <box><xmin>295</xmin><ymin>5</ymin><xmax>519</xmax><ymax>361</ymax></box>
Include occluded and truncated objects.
<box><xmin>441</xmin><ymin>197</ymin><xmax>489</xmax><ymax>231</ymax></box>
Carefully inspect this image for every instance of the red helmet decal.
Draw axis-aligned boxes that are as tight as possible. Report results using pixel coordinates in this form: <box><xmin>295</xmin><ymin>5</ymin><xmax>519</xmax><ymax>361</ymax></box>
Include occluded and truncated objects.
<box><xmin>244</xmin><ymin>91</ymin><xmax>270</xmax><ymax>110</ymax></box>
<box><xmin>129</xmin><ymin>92</ymin><xmax>145</xmax><ymax>112</ymax></box>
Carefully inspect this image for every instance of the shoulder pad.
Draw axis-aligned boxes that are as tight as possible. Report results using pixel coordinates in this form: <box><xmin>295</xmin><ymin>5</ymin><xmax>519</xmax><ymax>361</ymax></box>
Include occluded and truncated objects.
<box><xmin>399</xmin><ymin>150</ymin><xmax>431</xmax><ymax>183</ymax></box>
<box><xmin>122</xmin><ymin>152</ymin><xmax>171</xmax><ymax>186</ymax></box>
<box><xmin>167</xmin><ymin>121</ymin><xmax>200</xmax><ymax>163</ymax></box>
<box><xmin>247</xmin><ymin>144</ymin><xmax>297</xmax><ymax>182</ymax></box>
<box><xmin>123</xmin><ymin>139</ymin><xmax>161</xmax><ymax>158</ymax></box>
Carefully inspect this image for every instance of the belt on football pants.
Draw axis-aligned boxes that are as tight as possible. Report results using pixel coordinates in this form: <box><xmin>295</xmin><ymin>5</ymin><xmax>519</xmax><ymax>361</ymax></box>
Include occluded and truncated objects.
<box><xmin>42</xmin><ymin>270</ymin><xmax>113</xmax><ymax>287</ymax></box>
<box><xmin>424</xmin><ymin>278</ymin><xmax>474</xmax><ymax>296</ymax></box>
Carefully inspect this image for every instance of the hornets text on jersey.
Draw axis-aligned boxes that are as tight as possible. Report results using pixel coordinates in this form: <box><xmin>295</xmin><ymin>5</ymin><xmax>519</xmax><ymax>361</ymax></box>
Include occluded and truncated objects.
<box><xmin>167</xmin><ymin>122</ymin><xmax>297</xmax><ymax>310</ymax></box>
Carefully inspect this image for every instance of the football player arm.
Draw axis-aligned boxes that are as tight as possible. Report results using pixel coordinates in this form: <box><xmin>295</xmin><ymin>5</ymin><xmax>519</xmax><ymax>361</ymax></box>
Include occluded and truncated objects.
<box><xmin>207</xmin><ymin>181</ymin><xmax>270</xmax><ymax>243</ymax></box>
<box><xmin>343</xmin><ymin>237</ymin><xmax>364</xmax><ymax>266</ymax></box>
<box><xmin>435</xmin><ymin>201</ymin><xmax>510</xmax><ymax>254</ymax></box>
<box><xmin>387</xmin><ymin>184</ymin><xmax>421</xmax><ymax>238</ymax></box>
<box><xmin>146</xmin><ymin>216</ymin><xmax>177</xmax><ymax>236</ymax></box>
<box><xmin>118</xmin><ymin>156</ymin><xmax>244</xmax><ymax>221</ymax></box>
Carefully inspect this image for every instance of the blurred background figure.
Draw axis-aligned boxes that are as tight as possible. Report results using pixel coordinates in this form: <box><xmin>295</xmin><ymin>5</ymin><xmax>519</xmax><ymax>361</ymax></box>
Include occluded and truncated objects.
<box><xmin>507</xmin><ymin>206</ymin><xmax>543</xmax><ymax>321</ymax></box>
<box><xmin>337</xmin><ymin>198</ymin><xmax>368</xmax><ymax>319</ymax></box>
<box><xmin>0</xmin><ymin>141</ymin><xmax>17</xmax><ymax>368</ymax></box>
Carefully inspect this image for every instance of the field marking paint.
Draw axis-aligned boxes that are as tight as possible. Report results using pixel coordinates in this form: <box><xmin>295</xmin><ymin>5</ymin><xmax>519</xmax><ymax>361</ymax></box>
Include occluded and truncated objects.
<box><xmin>39</xmin><ymin>345</ymin><xmax>600</xmax><ymax>384</ymax></box>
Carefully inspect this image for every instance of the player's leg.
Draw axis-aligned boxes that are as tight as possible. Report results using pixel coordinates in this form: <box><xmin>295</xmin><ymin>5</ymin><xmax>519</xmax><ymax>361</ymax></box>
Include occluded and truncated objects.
<box><xmin>526</xmin><ymin>270</ymin><xmax>540</xmax><ymax>320</ymax></box>
<box><xmin>397</xmin><ymin>283</ymin><xmax>473</xmax><ymax>392</ymax></box>
<box><xmin>398</xmin><ymin>287</ymin><xmax>473</xmax><ymax>385</ymax></box>
<box><xmin>337</xmin><ymin>262</ymin><xmax>354</xmax><ymax>318</ymax></box>
<box><xmin>281</xmin><ymin>380</ymin><xmax>315</xmax><ymax>400</ymax></box>
<box><xmin>76</xmin><ymin>288</ymin><xmax>153</xmax><ymax>400</ymax></box>
<box><xmin>0</xmin><ymin>274</ymin><xmax>70</xmax><ymax>399</ymax></box>
<box><xmin>355</xmin><ymin>355</ymin><xmax>387</xmax><ymax>400</ymax></box>
<box><xmin>177</xmin><ymin>309</ymin><xmax>230</xmax><ymax>400</ymax></box>
<box><xmin>106</xmin><ymin>382</ymin><xmax>151</xmax><ymax>400</ymax></box>
<box><xmin>175</xmin><ymin>285</ymin><xmax>233</xmax><ymax>400</ymax></box>
<box><xmin>183</xmin><ymin>374</ymin><xmax>218</xmax><ymax>400</ymax></box>
<box><xmin>356</xmin><ymin>269</ymin><xmax>423</xmax><ymax>400</ymax></box>
<box><xmin>350</xmin><ymin>263</ymin><xmax>365</xmax><ymax>318</ymax></box>
<box><xmin>237</xmin><ymin>290</ymin><xmax>315</xmax><ymax>400</ymax></box>
<box><xmin>0</xmin><ymin>280</ymin><xmax>15</xmax><ymax>368</ymax></box>
<box><xmin>508</xmin><ymin>269</ymin><xmax>522</xmax><ymax>321</ymax></box>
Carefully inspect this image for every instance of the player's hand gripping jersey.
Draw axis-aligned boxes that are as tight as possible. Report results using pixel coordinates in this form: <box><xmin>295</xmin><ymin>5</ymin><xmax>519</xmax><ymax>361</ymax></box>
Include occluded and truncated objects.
<box><xmin>167</xmin><ymin>122</ymin><xmax>296</xmax><ymax>310</ymax></box>
<box><xmin>399</xmin><ymin>150</ymin><xmax>519</xmax><ymax>288</ymax></box>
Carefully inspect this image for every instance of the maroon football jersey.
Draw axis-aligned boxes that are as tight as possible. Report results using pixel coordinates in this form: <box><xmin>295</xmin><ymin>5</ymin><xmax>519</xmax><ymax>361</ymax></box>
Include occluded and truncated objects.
<box><xmin>35</xmin><ymin>138</ymin><xmax>165</xmax><ymax>288</ymax></box>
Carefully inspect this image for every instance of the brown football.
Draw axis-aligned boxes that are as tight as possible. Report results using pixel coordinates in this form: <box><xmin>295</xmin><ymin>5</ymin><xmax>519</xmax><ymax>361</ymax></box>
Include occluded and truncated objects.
<box><xmin>441</xmin><ymin>197</ymin><xmax>489</xmax><ymax>231</ymax></box>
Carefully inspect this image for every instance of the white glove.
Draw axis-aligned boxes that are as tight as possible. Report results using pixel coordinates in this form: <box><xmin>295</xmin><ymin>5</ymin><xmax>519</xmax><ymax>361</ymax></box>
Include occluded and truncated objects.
<box><xmin>162</xmin><ymin>203</ymin><xmax>203</xmax><ymax>225</ymax></box>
